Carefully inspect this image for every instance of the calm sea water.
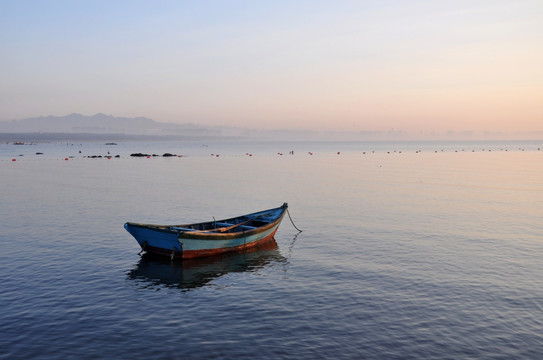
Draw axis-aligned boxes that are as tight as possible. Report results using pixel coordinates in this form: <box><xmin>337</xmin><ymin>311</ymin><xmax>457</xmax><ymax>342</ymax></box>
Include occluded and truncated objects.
<box><xmin>1</xmin><ymin>140</ymin><xmax>543</xmax><ymax>359</ymax></box>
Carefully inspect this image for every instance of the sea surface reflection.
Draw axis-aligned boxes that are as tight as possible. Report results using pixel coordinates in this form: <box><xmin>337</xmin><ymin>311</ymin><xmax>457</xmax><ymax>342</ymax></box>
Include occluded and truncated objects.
<box><xmin>3</xmin><ymin>140</ymin><xmax>543</xmax><ymax>359</ymax></box>
<box><xmin>127</xmin><ymin>238</ymin><xmax>285</xmax><ymax>291</ymax></box>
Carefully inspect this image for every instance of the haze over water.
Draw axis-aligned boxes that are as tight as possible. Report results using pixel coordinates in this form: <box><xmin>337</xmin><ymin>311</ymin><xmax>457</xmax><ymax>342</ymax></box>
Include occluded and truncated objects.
<box><xmin>1</xmin><ymin>140</ymin><xmax>542</xmax><ymax>359</ymax></box>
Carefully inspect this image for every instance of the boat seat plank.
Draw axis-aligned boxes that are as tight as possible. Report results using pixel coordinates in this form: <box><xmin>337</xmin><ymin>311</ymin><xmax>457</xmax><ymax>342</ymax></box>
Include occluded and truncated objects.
<box><xmin>171</xmin><ymin>227</ymin><xmax>197</xmax><ymax>232</ymax></box>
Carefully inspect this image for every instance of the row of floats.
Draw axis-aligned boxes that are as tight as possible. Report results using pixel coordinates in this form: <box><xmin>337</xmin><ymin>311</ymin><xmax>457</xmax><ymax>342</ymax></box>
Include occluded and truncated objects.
<box><xmin>8</xmin><ymin>147</ymin><xmax>542</xmax><ymax>162</ymax></box>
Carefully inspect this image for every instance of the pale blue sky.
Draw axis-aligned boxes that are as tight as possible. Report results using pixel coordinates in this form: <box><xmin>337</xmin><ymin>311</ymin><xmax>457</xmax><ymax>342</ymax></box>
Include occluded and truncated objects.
<box><xmin>1</xmin><ymin>0</ymin><xmax>542</xmax><ymax>135</ymax></box>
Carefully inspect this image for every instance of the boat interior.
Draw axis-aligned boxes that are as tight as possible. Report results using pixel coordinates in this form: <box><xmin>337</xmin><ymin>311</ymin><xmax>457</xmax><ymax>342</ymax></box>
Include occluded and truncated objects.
<box><xmin>169</xmin><ymin>212</ymin><xmax>281</xmax><ymax>234</ymax></box>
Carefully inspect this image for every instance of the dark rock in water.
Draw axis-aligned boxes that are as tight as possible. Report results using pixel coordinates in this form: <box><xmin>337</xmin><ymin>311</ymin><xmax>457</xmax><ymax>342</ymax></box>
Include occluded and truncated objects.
<box><xmin>36</xmin><ymin>152</ymin><xmax>44</xmax><ymax>155</ymax></box>
<box><xmin>87</xmin><ymin>155</ymin><xmax>119</xmax><ymax>159</ymax></box>
<box><xmin>105</xmin><ymin>143</ymin><xmax>118</xmax><ymax>145</ymax></box>
<box><xmin>130</xmin><ymin>153</ymin><xmax>149</xmax><ymax>157</ymax></box>
<box><xmin>162</xmin><ymin>153</ymin><xmax>176</xmax><ymax>157</ymax></box>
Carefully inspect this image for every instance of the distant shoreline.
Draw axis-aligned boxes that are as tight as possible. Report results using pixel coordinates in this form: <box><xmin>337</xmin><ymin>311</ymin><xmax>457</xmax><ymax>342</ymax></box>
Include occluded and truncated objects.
<box><xmin>0</xmin><ymin>132</ymin><xmax>240</xmax><ymax>142</ymax></box>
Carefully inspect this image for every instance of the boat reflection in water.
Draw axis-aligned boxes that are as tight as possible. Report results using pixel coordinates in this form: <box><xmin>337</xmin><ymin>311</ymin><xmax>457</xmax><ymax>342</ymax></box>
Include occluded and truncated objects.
<box><xmin>127</xmin><ymin>238</ymin><xmax>285</xmax><ymax>291</ymax></box>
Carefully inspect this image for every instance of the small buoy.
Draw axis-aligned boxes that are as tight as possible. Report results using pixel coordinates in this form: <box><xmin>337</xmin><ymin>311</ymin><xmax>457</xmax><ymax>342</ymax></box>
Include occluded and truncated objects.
<box><xmin>216</xmin><ymin>154</ymin><xmax>219</xmax><ymax>157</ymax></box>
<box><xmin>337</xmin><ymin>152</ymin><xmax>340</xmax><ymax>155</ymax></box>
<box><xmin>147</xmin><ymin>156</ymin><xmax>150</xmax><ymax>158</ymax></box>
<box><xmin>65</xmin><ymin>158</ymin><xmax>69</xmax><ymax>161</ymax></box>
<box><xmin>12</xmin><ymin>158</ymin><xmax>16</xmax><ymax>162</ymax></box>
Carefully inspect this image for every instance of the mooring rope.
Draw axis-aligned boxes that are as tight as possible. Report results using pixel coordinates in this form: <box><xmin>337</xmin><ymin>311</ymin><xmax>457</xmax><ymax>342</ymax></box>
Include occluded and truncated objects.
<box><xmin>286</xmin><ymin>208</ymin><xmax>302</xmax><ymax>232</ymax></box>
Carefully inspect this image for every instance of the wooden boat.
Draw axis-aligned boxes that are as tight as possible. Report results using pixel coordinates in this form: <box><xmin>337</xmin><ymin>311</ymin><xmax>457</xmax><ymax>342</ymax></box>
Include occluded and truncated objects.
<box><xmin>124</xmin><ymin>203</ymin><xmax>288</xmax><ymax>259</ymax></box>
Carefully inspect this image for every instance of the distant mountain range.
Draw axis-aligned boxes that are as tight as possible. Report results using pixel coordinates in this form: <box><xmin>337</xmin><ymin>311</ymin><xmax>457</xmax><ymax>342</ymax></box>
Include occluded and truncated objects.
<box><xmin>0</xmin><ymin>113</ymin><xmax>370</xmax><ymax>141</ymax></box>
<box><xmin>0</xmin><ymin>113</ymin><xmax>220</xmax><ymax>137</ymax></box>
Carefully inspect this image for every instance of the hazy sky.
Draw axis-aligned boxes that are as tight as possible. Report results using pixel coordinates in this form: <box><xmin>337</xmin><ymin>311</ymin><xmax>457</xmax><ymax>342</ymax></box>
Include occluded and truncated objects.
<box><xmin>1</xmin><ymin>0</ymin><xmax>542</xmax><ymax>135</ymax></box>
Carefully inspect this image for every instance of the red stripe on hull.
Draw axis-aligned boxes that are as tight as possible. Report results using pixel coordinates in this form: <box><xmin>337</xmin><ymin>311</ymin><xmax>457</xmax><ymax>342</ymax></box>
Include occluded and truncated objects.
<box><xmin>144</xmin><ymin>228</ymin><xmax>279</xmax><ymax>260</ymax></box>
